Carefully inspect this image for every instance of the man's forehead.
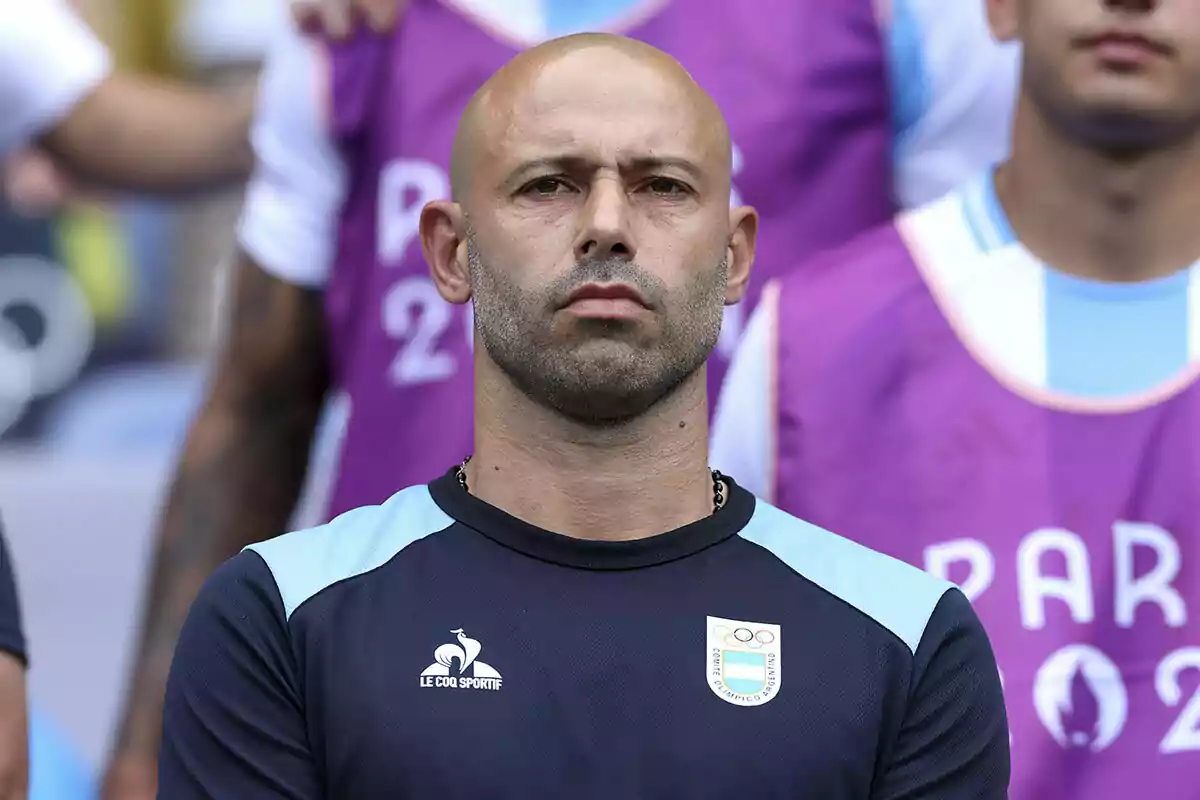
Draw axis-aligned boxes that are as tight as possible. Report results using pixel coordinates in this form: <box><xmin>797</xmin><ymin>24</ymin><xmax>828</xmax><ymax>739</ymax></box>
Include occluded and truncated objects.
<box><xmin>503</xmin><ymin>107</ymin><xmax>704</xmax><ymax>161</ymax></box>
<box><xmin>485</xmin><ymin>73</ymin><xmax>722</xmax><ymax>169</ymax></box>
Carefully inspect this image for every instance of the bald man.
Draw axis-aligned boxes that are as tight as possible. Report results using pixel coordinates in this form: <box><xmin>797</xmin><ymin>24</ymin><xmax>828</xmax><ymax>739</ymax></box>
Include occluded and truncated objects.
<box><xmin>156</xmin><ymin>36</ymin><xmax>1009</xmax><ymax>798</ymax></box>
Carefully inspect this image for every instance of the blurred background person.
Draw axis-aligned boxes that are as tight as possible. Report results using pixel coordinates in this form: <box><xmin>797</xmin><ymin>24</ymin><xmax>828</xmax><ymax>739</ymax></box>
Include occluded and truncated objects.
<box><xmin>713</xmin><ymin>0</ymin><xmax>1200</xmax><ymax>796</ymax></box>
<box><xmin>1</xmin><ymin>0</ymin><xmax>258</xmax><ymax>793</ymax></box>
<box><xmin>101</xmin><ymin>0</ymin><xmax>1021</xmax><ymax>795</ymax></box>
<box><xmin>0</xmin><ymin>0</ymin><xmax>257</xmax><ymax>194</ymax></box>
<box><xmin>0</xmin><ymin>0</ymin><xmax>393</xmax><ymax>451</ymax></box>
<box><xmin>0</xmin><ymin>0</ymin><xmax>398</xmax><ymax>797</ymax></box>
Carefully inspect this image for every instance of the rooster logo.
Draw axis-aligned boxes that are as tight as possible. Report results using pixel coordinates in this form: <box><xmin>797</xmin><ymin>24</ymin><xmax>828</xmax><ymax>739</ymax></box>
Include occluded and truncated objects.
<box><xmin>421</xmin><ymin>629</ymin><xmax>502</xmax><ymax>679</ymax></box>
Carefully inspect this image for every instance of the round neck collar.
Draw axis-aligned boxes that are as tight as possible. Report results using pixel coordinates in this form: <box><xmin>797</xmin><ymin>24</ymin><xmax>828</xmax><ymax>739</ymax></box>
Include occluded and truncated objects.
<box><xmin>427</xmin><ymin>467</ymin><xmax>756</xmax><ymax>570</ymax></box>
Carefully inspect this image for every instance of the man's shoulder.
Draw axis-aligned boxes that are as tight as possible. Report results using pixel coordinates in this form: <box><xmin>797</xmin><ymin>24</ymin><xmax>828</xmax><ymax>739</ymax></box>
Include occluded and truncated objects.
<box><xmin>246</xmin><ymin>484</ymin><xmax>456</xmax><ymax>620</ymax></box>
<box><xmin>737</xmin><ymin>500</ymin><xmax>957</xmax><ymax>655</ymax></box>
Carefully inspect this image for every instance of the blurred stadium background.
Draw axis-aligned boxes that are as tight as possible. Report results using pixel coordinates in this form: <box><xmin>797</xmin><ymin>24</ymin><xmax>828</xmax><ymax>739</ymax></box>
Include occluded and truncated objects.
<box><xmin>0</xmin><ymin>0</ymin><xmax>340</xmax><ymax>789</ymax></box>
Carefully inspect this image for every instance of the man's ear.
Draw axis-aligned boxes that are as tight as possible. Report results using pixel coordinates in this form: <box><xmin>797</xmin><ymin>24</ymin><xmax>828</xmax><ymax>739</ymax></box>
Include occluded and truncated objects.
<box><xmin>724</xmin><ymin>205</ymin><xmax>758</xmax><ymax>306</ymax></box>
<box><xmin>420</xmin><ymin>200</ymin><xmax>472</xmax><ymax>304</ymax></box>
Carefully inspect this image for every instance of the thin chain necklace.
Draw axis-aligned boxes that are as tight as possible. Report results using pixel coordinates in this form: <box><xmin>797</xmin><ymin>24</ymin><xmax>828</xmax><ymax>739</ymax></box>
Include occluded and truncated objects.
<box><xmin>454</xmin><ymin>456</ymin><xmax>727</xmax><ymax>515</ymax></box>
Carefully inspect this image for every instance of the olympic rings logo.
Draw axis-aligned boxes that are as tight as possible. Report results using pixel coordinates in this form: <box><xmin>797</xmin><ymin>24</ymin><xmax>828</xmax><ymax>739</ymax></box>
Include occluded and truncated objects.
<box><xmin>0</xmin><ymin>255</ymin><xmax>95</xmax><ymax>437</ymax></box>
<box><xmin>710</xmin><ymin>624</ymin><xmax>776</xmax><ymax>650</ymax></box>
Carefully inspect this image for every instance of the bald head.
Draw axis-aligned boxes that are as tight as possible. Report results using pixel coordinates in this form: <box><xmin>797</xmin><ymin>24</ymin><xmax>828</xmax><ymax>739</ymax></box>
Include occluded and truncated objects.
<box><xmin>449</xmin><ymin>33</ymin><xmax>732</xmax><ymax>203</ymax></box>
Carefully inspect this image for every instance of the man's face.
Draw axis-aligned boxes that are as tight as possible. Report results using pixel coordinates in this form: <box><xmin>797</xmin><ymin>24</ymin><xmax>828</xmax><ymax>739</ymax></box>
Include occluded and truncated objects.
<box><xmin>462</xmin><ymin>48</ymin><xmax>740</xmax><ymax>424</ymax></box>
<box><xmin>1000</xmin><ymin>0</ymin><xmax>1200</xmax><ymax>146</ymax></box>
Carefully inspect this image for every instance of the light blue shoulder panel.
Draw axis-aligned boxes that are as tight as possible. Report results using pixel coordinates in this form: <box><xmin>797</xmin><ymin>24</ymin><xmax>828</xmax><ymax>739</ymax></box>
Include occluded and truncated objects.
<box><xmin>738</xmin><ymin>501</ymin><xmax>955</xmax><ymax>654</ymax></box>
<box><xmin>247</xmin><ymin>485</ymin><xmax>455</xmax><ymax>619</ymax></box>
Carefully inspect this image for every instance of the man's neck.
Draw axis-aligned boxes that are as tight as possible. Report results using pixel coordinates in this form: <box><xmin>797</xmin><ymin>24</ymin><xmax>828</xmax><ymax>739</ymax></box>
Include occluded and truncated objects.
<box><xmin>466</xmin><ymin>361</ymin><xmax>715</xmax><ymax>541</ymax></box>
<box><xmin>995</xmin><ymin>94</ymin><xmax>1200</xmax><ymax>282</ymax></box>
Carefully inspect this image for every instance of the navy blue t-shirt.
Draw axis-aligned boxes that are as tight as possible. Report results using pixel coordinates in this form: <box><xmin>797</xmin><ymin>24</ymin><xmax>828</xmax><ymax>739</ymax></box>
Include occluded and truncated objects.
<box><xmin>159</xmin><ymin>471</ymin><xmax>1009</xmax><ymax>798</ymax></box>
<box><xmin>0</xmin><ymin>522</ymin><xmax>26</xmax><ymax>665</ymax></box>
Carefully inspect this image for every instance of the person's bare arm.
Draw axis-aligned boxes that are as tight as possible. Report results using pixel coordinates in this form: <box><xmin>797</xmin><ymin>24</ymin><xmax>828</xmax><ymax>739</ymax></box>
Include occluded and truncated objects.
<box><xmin>38</xmin><ymin>74</ymin><xmax>257</xmax><ymax>193</ymax></box>
<box><xmin>0</xmin><ymin>654</ymin><xmax>28</xmax><ymax>800</ymax></box>
<box><xmin>102</xmin><ymin>256</ymin><xmax>331</xmax><ymax>798</ymax></box>
<box><xmin>59</xmin><ymin>0</ymin><xmax>410</xmax><ymax>192</ymax></box>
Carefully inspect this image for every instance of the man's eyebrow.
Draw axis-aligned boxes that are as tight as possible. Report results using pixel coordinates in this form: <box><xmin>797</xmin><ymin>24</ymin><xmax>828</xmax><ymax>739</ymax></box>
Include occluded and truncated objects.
<box><xmin>624</xmin><ymin>156</ymin><xmax>704</xmax><ymax>180</ymax></box>
<box><xmin>504</xmin><ymin>155</ymin><xmax>705</xmax><ymax>187</ymax></box>
<box><xmin>504</xmin><ymin>156</ymin><xmax>591</xmax><ymax>186</ymax></box>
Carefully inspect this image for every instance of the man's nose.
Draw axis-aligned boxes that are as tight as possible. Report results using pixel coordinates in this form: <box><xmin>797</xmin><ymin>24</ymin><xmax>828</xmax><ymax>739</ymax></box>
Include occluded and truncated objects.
<box><xmin>575</xmin><ymin>178</ymin><xmax>637</xmax><ymax>262</ymax></box>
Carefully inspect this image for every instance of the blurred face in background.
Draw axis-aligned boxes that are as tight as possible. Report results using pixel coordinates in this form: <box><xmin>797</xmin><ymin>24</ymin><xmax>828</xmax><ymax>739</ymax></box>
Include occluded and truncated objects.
<box><xmin>989</xmin><ymin>0</ymin><xmax>1200</xmax><ymax>148</ymax></box>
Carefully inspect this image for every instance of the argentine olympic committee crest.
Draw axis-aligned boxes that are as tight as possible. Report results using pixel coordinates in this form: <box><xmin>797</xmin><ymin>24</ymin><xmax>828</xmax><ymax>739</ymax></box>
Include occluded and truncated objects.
<box><xmin>707</xmin><ymin>615</ymin><xmax>781</xmax><ymax>707</ymax></box>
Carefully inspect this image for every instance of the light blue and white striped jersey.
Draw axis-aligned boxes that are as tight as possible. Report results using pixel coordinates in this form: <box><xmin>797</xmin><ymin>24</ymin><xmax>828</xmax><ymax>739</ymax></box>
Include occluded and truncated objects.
<box><xmin>956</xmin><ymin>171</ymin><xmax>1200</xmax><ymax>397</ymax></box>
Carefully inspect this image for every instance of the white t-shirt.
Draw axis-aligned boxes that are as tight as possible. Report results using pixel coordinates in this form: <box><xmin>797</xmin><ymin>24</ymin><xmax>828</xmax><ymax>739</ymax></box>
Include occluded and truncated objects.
<box><xmin>236</xmin><ymin>24</ymin><xmax>348</xmax><ymax>288</ymax></box>
<box><xmin>0</xmin><ymin>0</ymin><xmax>112</xmax><ymax>156</ymax></box>
<box><xmin>174</xmin><ymin>0</ymin><xmax>290</xmax><ymax>70</ymax></box>
<box><xmin>238</xmin><ymin>0</ymin><xmax>1019</xmax><ymax>289</ymax></box>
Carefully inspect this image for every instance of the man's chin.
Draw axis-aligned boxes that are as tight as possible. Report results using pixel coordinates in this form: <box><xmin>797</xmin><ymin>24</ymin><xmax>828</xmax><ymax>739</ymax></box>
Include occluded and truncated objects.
<box><xmin>541</xmin><ymin>389</ymin><xmax>665</xmax><ymax>427</ymax></box>
<box><xmin>534</xmin><ymin>368</ymin><xmax>694</xmax><ymax>427</ymax></box>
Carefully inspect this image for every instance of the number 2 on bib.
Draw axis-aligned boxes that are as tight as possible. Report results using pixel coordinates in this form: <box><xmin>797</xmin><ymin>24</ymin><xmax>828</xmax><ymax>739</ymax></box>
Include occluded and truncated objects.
<box><xmin>383</xmin><ymin>277</ymin><xmax>457</xmax><ymax>386</ymax></box>
<box><xmin>1159</xmin><ymin>647</ymin><xmax>1200</xmax><ymax>754</ymax></box>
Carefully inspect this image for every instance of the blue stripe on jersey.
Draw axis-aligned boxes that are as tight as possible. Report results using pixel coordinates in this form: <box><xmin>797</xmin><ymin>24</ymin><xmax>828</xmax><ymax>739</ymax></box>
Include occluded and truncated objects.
<box><xmin>959</xmin><ymin>187</ymin><xmax>995</xmax><ymax>252</ymax></box>
<box><xmin>959</xmin><ymin>170</ymin><xmax>1013</xmax><ymax>251</ymax></box>
<box><xmin>887</xmin><ymin>0</ymin><xmax>931</xmax><ymax>152</ymax></box>
<box><xmin>1043</xmin><ymin>269</ymin><xmax>1191</xmax><ymax>397</ymax></box>
<box><xmin>738</xmin><ymin>501</ymin><xmax>953</xmax><ymax>654</ymax></box>
<box><xmin>974</xmin><ymin>172</ymin><xmax>1193</xmax><ymax>397</ymax></box>
<box><xmin>247</xmin><ymin>486</ymin><xmax>454</xmax><ymax>619</ymax></box>
<box><xmin>544</xmin><ymin>0</ymin><xmax>647</xmax><ymax>37</ymax></box>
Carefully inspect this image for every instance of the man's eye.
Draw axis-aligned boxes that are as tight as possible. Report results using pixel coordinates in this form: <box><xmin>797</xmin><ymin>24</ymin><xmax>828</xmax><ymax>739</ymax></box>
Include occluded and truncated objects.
<box><xmin>644</xmin><ymin>177</ymin><xmax>690</xmax><ymax>196</ymax></box>
<box><xmin>525</xmin><ymin>177</ymin><xmax>574</xmax><ymax>196</ymax></box>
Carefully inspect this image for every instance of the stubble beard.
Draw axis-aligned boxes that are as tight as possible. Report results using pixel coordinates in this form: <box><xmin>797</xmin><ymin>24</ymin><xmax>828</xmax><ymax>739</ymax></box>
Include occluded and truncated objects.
<box><xmin>467</xmin><ymin>238</ymin><xmax>728</xmax><ymax>427</ymax></box>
